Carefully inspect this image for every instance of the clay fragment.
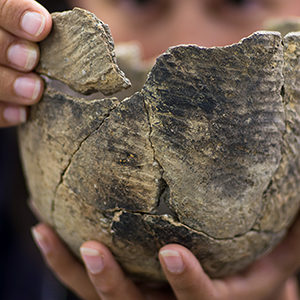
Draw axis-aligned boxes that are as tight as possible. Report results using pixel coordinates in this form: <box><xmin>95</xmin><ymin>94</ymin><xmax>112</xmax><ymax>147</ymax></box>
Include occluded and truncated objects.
<box><xmin>19</xmin><ymin>9</ymin><xmax>300</xmax><ymax>280</ymax></box>
<box><xmin>36</xmin><ymin>8</ymin><xmax>131</xmax><ymax>95</ymax></box>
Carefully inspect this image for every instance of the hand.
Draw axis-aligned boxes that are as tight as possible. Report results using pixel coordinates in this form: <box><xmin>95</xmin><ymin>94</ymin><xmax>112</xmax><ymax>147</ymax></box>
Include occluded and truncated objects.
<box><xmin>31</xmin><ymin>216</ymin><xmax>300</xmax><ymax>300</ymax></box>
<box><xmin>0</xmin><ymin>0</ymin><xmax>52</xmax><ymax>127</ymax></box>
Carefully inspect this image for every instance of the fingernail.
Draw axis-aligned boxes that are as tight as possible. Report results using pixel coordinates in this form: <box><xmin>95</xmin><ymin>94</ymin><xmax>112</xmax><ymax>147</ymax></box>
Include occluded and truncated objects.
<box><xmin>3</xmin><ymin>107</ymin><xmax>27</xmax><ymax>124</ymax></box>
<box><xmin>7</xmin><ymin>44</ymin><xmax>38</xmax><ymax>70</ymax></box>
<box><xmin>160</xmin><ymin>249</ymin><xmax>185</xmax><ymax>274</ymax></box>
<box><xmin>14</xmin><ymin>77</ymin><xmax>41</xmax><ymax>101</ymax></box>
<box><xmin>80</xmin><ymin>247</ymin><xmax>104</xmax><ymax>274</ymax></box>
<box><xmin>31</xmin><ymin>227</ymin><xmax>51</xmax><ymax>255</ymax></box>
<box><xmin>21</xmin><ymin>11</ymin><xmax>46</xmax><ymax>37</ymax></box>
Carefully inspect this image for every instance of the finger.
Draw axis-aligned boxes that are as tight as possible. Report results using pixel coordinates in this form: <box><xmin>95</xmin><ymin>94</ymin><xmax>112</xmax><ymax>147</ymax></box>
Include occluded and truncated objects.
<box><xmin>159</xmin><ymin>244</ymin><xmax>217</xmax><ymax>300</ymax></box>
<box><xmin>0</xmin><ymin>27</ymin><xmax>40</xmax><ymax>72</ymax></box>
<box><xmin>0</xmin><ymin>65</ymin><xmax>43</xmax><ymax>105</ymax></box>
<box><xmin>0</xmin><ymin>103</ymin><xmax>26</xmax><ymax>127</ymax></box>
<box><xmin>0</xmin><ymin>0</ymin><xmax>52</xmax><ymax>41</ymax></box>
<box><xmin>80</xmin><ymin>241</ymin><xmax>144</xmax><ymax>300</ymax></box>
<box><xmin>31</xmin><ymin>223</ymin><xmax>99</xmax><ymax>300</ymax></box>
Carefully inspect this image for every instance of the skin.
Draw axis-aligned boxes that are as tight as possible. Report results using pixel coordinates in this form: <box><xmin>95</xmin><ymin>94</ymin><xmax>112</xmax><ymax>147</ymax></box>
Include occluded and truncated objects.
<box><xmin>32</xmin><ymin>218</ymin><xmax>300</xmax><ymax>300</ymax></box>
<box><xmin>1</xmin><ymin>0</ymin><xmax>300</xmax><ymax>298</ymax></box>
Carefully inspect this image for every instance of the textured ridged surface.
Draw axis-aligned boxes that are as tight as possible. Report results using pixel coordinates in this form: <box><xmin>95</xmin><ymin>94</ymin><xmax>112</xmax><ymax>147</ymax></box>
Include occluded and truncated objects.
<box><xmin>19</xmin><ymin>9</ymin><xmax>300</xmax><ymax>280</ymax></box>
<box><xmin>256</xmin><ymin>32</ymin><xmax>300</xmax><ymax>233</ymax></box>
<box><xmin>19</xmin><ymin>87</ymin><xmax>120</xmax><ymax>224</ymax></box>
<box><xmin>143</xmin><ymin>33</ymin><xmax>285</xmax><ymax>238</ymax></box>
<box><xmin>36</xmin><ymin>8</ymin><xmax>131</xmax><ymax>95</ymax></box>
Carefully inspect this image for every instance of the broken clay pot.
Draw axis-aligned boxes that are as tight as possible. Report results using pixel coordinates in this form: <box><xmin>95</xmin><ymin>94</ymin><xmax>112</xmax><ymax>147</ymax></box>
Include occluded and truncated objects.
<box><xmin>19</xmin><ymin>8</ymin><xmax>300</xmax><ymax>281</ymax></box>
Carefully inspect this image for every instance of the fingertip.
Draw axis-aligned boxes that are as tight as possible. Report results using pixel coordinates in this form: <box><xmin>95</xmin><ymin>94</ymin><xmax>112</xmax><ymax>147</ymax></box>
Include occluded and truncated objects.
<box><xmin>80</xmin><ymin>241</ymin><xmax>116</xmax><ymax>260</ymax></box>
<box><xmin>80</xmin><ymin>241</ymin><xmax>143</xmax><ymax>299</ymax></box>
<box><xmin>159</xmin><ymin>246</ymin><xmax>185</xmax><ymax>275</ymax></box>
<box><xmin>159</xmin><ymin>244</ymin><xmax>200</xmax><ymax>275</ymax></box>
<box><xmin>81</xmin><ymin>240</ymin><xmax>105</xmax><ymax>250</ymax></box>
<box><xmin>32</xmin><ymin>222</ymin><xmax>52</xmax><ymax>234</ymax></box>
<box><xmin>80</xmin><ymin>241</ymin><xmax>113</xmax><ymax>275</ymax></box>
<box><xmin>2</xmin><ymin>105</ymin><xmax>27</xmax><ymax>125</ymax></box>
<box><xmin>80</xmin><ymin>246</ymin><xmax>105</xmax><ymax>276</ymax></box>
<box><xmin>19</xmin><ymin>1</ymin><xmax>52</xmax><ymax>41</ymax></box>
<box><xmin>35</xmin><ymin>3</ymin><xmax>53</xmax><ymax>41</ymax></box>
<box><xmin>6</xmin><ymin>41</ymin><xmax>40</xmax><ymax>72</ymax></box>
<box><xmin>159</xmin><ymin>244</ymin><xmax>215</xmax><ymax>299</ymax></box>
<box><xmin>31</xmin><ymin>223</ymin><xmax>63</xmax><ymax>255</ymax></box>
<box><xmin>13</xmin><ymin>74</ymin><xmax>44</xmax><ymax>104</ymax></box>
<box><xmin>159</xmin><ymin>243</ymin><xmax>197</xmax><ymax>255</ymax></box>
<box><xmin>31</xmin><ymin>74</ymin><xmax>44</xmax><ymax>103</ymax></box>
<box><xmin>31</xmin><ymin>223</ymin><xmax>52</xmax><ymax>255</ymax></box>
<box><xmin>0</xmin><ymin>0</ymin><xmax>52</xmax><ymax>42</ymax></box>
<box><xmin>32</xmin><ymin>226</ymin><xmax>99</xmax><ymax>300</ymax></box>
